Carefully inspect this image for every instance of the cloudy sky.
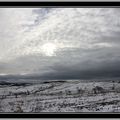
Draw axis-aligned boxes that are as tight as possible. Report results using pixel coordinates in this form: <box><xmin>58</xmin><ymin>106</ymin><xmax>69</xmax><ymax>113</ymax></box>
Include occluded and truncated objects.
<box><xmin>0</xmin><ymin>8</ymin><xmax>120</xmax><ymax>80</ymax></box>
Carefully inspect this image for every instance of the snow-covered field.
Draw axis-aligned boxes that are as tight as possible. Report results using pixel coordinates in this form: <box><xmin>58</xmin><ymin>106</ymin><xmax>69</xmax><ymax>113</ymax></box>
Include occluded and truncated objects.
<box><xmin>0</xmin><ymin>80</ymin><xmax>120</xmax><ymax>112</ymax></box>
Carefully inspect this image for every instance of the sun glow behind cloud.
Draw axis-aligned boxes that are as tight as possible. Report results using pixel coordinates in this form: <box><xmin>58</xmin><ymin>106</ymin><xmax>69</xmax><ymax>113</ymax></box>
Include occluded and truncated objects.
<box><xmin>41</xmin><ymin>43</ymin><xmax>57</xmax><ymax>56</ymax></box>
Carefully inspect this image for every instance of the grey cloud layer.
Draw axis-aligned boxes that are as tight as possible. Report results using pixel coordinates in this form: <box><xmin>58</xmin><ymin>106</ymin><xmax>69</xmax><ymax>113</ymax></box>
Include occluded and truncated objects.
<box><xmin>0</xmin><ymin>8</ymin><xmax>120</xmax><ymax>80</ymax></box>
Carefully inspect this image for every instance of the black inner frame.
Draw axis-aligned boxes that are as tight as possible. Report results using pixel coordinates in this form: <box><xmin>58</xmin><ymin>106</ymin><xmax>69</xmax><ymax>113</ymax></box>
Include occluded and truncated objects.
<box><xmin>0</xmin><ymin>1</ymin><xmax>120</xmax><ymax>118</ymax></box>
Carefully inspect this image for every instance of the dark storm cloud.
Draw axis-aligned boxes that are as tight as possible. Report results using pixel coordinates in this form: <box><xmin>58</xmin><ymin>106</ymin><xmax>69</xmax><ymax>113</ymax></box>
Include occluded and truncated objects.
<box><xmin>36</xmin><ymin>47</ymin><xmax>120</xmax><ymax>80</ymax></box>
<box><xmin>1</xmin><ymin>46</ymin><xmax>120</xmax><ymax>80</ymax></box>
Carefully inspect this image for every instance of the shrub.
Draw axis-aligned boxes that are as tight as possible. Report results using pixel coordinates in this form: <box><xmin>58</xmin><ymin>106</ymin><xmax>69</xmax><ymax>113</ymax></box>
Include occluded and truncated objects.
<box><xmin>14</xmin><ymin>105</ymin><xmax>23</xmax><ymax>113</ymax></box>
<box><xmin>92</xmin><ymin>86</ymin><xmax>105</xmax><ymax>94</ymax></box>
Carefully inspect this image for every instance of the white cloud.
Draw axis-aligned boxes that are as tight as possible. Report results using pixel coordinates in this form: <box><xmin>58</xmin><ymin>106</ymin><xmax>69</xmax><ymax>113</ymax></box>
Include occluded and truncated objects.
<box><xmin>0</xmin><ymin>8</ymin><xmax>38</xmax><ymax>60</ymax></box>
<box><xmin>0</xmin><ymin>8</ymin><xmax>120</xmax><ymax>76</ymax></box>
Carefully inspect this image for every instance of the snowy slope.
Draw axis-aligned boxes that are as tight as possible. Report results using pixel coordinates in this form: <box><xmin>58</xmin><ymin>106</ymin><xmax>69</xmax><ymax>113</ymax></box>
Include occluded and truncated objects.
<box><xmin>0</xmin><ymin>80</ymin><xmax>120</xmax><ymax>112</ymax></box>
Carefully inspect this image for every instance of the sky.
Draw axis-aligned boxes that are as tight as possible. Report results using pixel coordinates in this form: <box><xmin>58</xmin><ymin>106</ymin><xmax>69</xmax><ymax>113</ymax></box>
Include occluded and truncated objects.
<box><xmin>0</xmin><ymin>8</ymin><xmax>120</xmax><ymax>80</ymax></box>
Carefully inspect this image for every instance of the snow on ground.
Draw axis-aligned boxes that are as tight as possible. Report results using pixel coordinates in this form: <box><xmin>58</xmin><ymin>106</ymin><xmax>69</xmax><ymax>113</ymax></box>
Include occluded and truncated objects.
<box><xmin>0</xmin><ymin>80</ymin><xmax>120</xmax><ymax>112</ymax></box>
